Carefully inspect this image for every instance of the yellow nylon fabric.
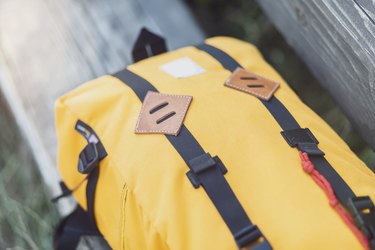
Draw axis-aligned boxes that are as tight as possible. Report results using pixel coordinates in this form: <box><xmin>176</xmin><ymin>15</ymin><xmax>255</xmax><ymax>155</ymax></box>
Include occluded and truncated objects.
<box><xmin>55</xmin><ymin>37</ymin><xmax>375</xmax><ymax>250</ymax></box>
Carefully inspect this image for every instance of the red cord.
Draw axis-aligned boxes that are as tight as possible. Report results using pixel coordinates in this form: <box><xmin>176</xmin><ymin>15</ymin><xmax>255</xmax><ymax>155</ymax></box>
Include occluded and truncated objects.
<box><xmin>298</xmin><ymin>151</ymin><xmax>369</xmax><ymax>250</ymax></box>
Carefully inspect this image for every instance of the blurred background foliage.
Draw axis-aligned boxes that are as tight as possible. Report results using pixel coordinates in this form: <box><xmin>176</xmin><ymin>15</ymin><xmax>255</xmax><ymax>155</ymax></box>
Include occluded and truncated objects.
<box><xmin>0</xmin><ymin>95</ymin><xmax>58</xmax><ymax>249</ymax></box>
<box><xmin>0</xmin><ymin>0</ymin><xmax>374</xmax><ymax>249</ymax></box>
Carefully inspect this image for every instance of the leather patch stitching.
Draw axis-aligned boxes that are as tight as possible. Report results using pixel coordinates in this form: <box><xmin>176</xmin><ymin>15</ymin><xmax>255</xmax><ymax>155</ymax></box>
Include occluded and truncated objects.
<box><xmin>224</xmin><ymin>68</ymin><xmax>280</xmax><ymax>101</ymax></box>
<box><xmin>135</xmin><ymin>91</ymin><xmax>193</xmax><ymax>136</ymax></box>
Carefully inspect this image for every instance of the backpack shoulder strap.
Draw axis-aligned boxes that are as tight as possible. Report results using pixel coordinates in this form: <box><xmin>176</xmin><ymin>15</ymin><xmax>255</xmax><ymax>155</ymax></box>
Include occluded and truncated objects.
<box><xmin>195</xmin><ymin>43</ymin><xmax>375</xmax><ymax>249</ymax></box>
<box><xmin>113</xmin><ymin>69</ymin><xmax>272</xmax><ymax>250</ymax></box>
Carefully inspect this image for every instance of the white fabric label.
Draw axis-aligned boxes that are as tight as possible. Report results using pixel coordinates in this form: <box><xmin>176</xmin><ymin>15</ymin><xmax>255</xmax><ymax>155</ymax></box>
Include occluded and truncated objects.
<box><xmin>159</xmin><ymin>57</ymin><xmax>205</xmax><ymax>78</ymax></box>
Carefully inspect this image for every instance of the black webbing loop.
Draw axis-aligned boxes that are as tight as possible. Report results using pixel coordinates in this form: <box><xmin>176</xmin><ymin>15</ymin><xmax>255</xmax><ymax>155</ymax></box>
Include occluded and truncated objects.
<box><xmin>195</xmin><ymin>43</ymin><xmax>375</xmax><ymax>246</ymax></box>
<box><xmin>132</xmin><ymin>28</ymin><xmax>168</xmax><ymax>63</ymax></box>
<box><xmin>113</xmin><ymin>69</ymin><xmax>272</xmax><ymax>249</ymax></box>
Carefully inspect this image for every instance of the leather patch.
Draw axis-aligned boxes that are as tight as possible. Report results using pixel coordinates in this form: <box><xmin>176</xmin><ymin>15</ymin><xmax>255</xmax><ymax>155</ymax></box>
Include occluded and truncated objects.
<box><xmin>135</xmin><ymin>91</ymin><xmax>193</xmax><ymax>136</ymax></box>
<box><xmin>224</xmin><ymin>68</ymin><xmax>280</xmax><ymax>101</ymax></box>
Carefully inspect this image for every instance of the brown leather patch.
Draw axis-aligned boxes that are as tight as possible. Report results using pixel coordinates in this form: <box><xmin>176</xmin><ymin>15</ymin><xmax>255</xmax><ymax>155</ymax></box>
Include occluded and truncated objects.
<box><xmin>135</xmin><ymin>91</ymin><xmax>193</xmax><ymax>136</ymax></box>
<box><xmin>224</xmin><ymin>68</ymin><xmax>280</xmax><ymax>101</ymax></box>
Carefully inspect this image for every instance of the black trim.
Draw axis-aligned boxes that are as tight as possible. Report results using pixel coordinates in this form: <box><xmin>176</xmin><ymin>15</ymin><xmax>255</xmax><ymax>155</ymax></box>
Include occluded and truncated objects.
<box><xmin>195</xmin><ymin>43</ymin><xmax>375</xmax><ymax>246</ymax></box>
<box><xmin>113</xmin><ymin>69</ymin><xmax>272</xmax><ymax>249</ymax></box>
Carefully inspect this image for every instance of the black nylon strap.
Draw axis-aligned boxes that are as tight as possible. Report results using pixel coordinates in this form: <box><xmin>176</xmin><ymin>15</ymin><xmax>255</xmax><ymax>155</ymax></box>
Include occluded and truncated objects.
<box><xmin>86</xmin><ymin>168</ymin><xmax>100</xmax><ymax>228</ymax></box>
<box><xmin>75</xmin><ymin>120</ymin><xmax>108</xmax><ymax>226</ymax></box>
<box><xmin>54</xmin><ymin>120</ymin><xmax>109</xmax><ymax>250</ymax></box>
<box><xmin>113</xmin><ymin>69</ymin><xmax>272</xmax><ymax>249</ymax></box>
<box><xmin>309</xmin><ymin>155</ymin><xmax>355</xmax><ymax>203</ymax></box>
<box><xmin>196</xmin><ymin>44</ymin><xmax>240</xmax><ymax>72</ymax></box>
<box><xmin>113</xmin><ymin>70</ymin><xmax>205</xmax><ymax>161</ymax></box>
<box><xmin>114</xmin><ymin>69</ymin><xmax>158</xmax><ymax>100</ymax></box>
<box><xmin>53</xmin><ymin>205</ymin><xmax>110</xmax><ymax>250</ymax></box>
<box><xmin>195</xmin><ymin>43</ymin><xmax>356</xmax><ymax>208</ymax></box>
<box><xmin>195</xmin><ymin>45</ymin><xmax>300</xmax><ymax>131</ymax></box>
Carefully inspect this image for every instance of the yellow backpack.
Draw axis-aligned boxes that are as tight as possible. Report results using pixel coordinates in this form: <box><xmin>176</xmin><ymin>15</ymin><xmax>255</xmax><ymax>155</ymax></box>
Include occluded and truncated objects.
<box><xmin>54</xmin><ymin>29</ymin><xmax>375</xmax><ymax>250</ymax></box>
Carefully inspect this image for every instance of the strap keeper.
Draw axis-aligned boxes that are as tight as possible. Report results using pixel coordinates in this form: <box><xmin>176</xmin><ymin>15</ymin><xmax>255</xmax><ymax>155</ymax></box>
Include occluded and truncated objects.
<box><xmin>234</xmin><ymin>225</ymin><xmax>262</xmax><ymax>248</ymax></box>
<box><xmin>281</xmin><ymin>128</ymin><xmax>324</xmax><ymax>156</ymax></box>
<box><xmin>186</xmin><ymin>153</ymin><xmax>227</xmax><ymax>189</ymax></box>
<box><xmin>347</xmin><ymin>196</ymin><xmax>375</xmax><ymax>249</ymax></box>
<box><xmin>78</xmin><ymin>142</ymin><xmax>99</xmax><ymax>174</ymax></box>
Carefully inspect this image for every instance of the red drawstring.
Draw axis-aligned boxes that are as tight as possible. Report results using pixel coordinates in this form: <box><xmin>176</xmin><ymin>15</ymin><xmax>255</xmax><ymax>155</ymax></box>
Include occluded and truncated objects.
<box><xmin>298</xmin><ymin>151</ymin><xmax>369</xmax><ymax>250</ymax></box>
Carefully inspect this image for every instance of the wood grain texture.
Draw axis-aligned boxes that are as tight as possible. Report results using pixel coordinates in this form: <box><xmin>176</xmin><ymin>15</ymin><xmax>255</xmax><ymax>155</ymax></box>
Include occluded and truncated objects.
<box><xmin>257</xmin><ymin>0</ymin><xmax>375</xmax><ymax>149</ymax></box>
<box><xmin>0</xmin><ymin>0</ymin><xmax>204</xmax><ymax>200</ymax></box>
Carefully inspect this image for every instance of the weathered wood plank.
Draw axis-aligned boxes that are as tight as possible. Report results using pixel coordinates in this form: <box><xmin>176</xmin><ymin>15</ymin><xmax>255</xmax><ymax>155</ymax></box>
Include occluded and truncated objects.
<box><xmin>257</xmin><ymin>0</ymin><xmax>375</xmax><ymax>149</ymax></box>
<box><xmin>355</xmin><ymin>0</ymin><xmax>375</xmax><ymax>21</ymax></box>
<box><xmin>0</xmin><ymin>0</ymin><xmax>204</xmax><ymax>203</ymax></box>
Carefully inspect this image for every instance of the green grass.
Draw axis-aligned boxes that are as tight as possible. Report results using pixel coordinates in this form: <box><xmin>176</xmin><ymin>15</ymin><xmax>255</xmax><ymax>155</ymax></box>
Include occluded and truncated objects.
<box><xmin>0</xmin><ymin>96</ymin><xmax>58</xmax><ymax>249</ymax></box>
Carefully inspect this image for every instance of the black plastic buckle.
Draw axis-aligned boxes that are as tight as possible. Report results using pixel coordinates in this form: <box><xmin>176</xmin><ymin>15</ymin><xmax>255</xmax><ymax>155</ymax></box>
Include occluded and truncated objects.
<box><xmin>347</xmin><ymin>196</ymin><xmax>375</xmax><ymax>249</ymax></box>
<box><xmin>186</xmin><ymin>153</ymin><xmax>227</xmax><ymax>189</ymax></box>
<box><xmin>281</xmin><ymin>128</ymin><xmax>324</xmax><ymax>156</ymax></box>
<box><xmin>78</xmin><ymin>142</ymin><xmax>99</xmax><ymax>174</ymax></box>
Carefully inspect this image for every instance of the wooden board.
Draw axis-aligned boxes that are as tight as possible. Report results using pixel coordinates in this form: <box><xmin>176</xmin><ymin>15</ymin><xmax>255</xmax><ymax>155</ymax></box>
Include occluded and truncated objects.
<box><xmin>257</xmin><ymin>0</ymin><xmax>375</xmax><ymax>149</ymax></box>
<box><xmin>0</xmin><ymin>0</ymin><xmax>204</xmax><ymax>203</ymax></box>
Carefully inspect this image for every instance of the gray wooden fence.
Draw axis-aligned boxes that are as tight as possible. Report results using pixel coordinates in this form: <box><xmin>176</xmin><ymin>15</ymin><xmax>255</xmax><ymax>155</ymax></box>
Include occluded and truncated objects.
<box><xmin>0</xmin><ymin>0</ymin><xmax>204</xmax><ymax>212</ymax></box>
<box><xmin>257</xmin><ymin>0</ymin><xmax>375</xmax><ymax>149</ymax></box>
